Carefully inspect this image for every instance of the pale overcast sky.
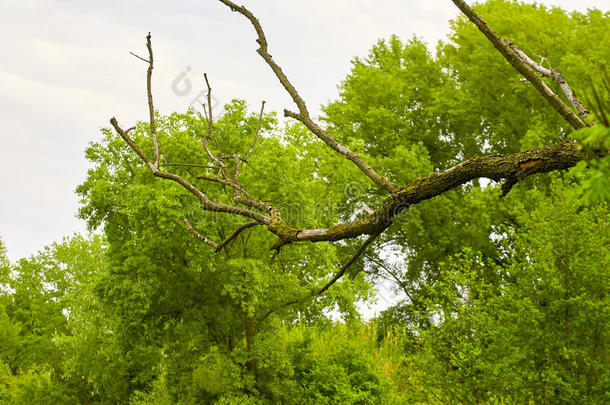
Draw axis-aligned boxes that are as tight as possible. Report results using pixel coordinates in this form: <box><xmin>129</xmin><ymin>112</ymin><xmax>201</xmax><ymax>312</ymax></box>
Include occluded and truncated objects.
<box><xmin>0</xmin><ymin>0</ymin><xmax>607</xmax><ymax>261</ymax></box>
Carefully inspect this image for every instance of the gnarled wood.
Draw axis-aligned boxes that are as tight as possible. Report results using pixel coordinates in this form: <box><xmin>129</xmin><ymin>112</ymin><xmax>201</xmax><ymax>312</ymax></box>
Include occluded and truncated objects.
<box><xmin>110</xmin><ymin>3</ymin><xmax>593</xmax><ymax>294</ymax></box>
<box><xmin>267</xmin><ymin>141</ymin><xmax>583</xmax><ymax>247</ymax></box>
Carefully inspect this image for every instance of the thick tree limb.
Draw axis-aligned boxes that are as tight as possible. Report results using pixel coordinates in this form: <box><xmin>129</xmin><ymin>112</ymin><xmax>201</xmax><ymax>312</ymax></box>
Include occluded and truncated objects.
<box><xmin>267</xmin><ymin>141</ymin><xmax>584</xmax><ymax>247</ymax></box>
<box><xmin>450</xmin><ymin>0</ymin><xmax>588</xmax><ymax>130</ymax></box>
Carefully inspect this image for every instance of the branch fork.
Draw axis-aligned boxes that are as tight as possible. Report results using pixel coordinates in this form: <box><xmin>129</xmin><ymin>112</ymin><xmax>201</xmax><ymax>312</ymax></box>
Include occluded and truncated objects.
<box><xmin>110</xmin><ymin>1</ymin><xmax>595</xmax><ymax>299</ymax></box>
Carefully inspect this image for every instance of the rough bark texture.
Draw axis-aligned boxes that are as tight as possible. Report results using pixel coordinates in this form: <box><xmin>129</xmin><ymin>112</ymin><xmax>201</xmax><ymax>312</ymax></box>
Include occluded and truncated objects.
<box><xmin>268</xmin><ymin>142</ymin><xmax>583</xmax><ymax>247</ymax></box>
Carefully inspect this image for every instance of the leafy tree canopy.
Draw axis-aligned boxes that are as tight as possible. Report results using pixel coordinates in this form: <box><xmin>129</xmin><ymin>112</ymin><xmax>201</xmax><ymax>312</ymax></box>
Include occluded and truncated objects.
<box><xmin>1</xmin><ymin>1</ymin><xmax>608</xmax><ymax>403</ymax></box>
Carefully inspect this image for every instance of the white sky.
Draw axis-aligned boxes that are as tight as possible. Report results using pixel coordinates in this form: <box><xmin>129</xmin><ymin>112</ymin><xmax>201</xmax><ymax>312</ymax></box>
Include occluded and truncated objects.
<box><xmin>0</xmin><ymin>0</ymin><xmax>607</xmax><ymax>261</ymax></box>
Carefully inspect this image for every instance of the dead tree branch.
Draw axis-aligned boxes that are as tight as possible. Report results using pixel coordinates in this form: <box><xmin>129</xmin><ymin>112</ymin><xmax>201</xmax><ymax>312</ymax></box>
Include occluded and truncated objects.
<box><xmin>109</xmin><ymin>0</ymin><xmax>604</xmax><ymax>271</ymax></box>
<box><xmin>505</xmin><ymin>41</ymin><xmax>589</xmax><ymax>120</ymax></box>
<box><xmin>214</xmin><ymin>221</ymin><xmax>261</xmax><ymax>253</ymax></box>
<box><xmin>270</xmin><ymin>141</ymin><xmax>583</xmax><ymax>247</ymax></box>
<box><xmin>184</xmin><ymin>218</ymin><xmax>218</xmax><ymax>249</ymax></box>
<box><xmin>106</xmin><ymin>3</ymin><xmax>603</xmax><ymax>312</ymax></box>
<box><xmin>218</xmin><ymin>0</ymin><xmax>400</xmax><ymax>193</ymax></box>
<box><xmin>110</xmin><ymin>116</ymin><xmax>270</xmax><ymax>224</ymax></box>
<box><xmin>111</xmin><ymin>18</ymin><xmax>589</xmax><ymax>256</ymax></box>
<box><xmin>317</xmin><ymin>231</ymin><xmax>382</xmax><ymax>295</ymax></box>
<box><xmin>450</xmin><ymin>0</ymin><xmax>588</xmax><ymax>130</ymax></box>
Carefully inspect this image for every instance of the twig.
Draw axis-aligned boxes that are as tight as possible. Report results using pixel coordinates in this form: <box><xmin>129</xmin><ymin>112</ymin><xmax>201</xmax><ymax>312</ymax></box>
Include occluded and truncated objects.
<box><xmin>129</xmin><ymin>52</ymin><xmax>149</xmax><ymax>63</ymax></box>
<box><xmin>214</xmin><ymin>221</ymin><xmax>261</xmax><ymax>252</ymax></box>
<box><xmin>246</xmin><ymin>101</ymin><xmax>265</xmax><ymax>161</ymax></box>
<box><xmin>203</xmin><ymin>74</ymin><xmax>225</xmax><ymax>154</ymax></box>
<box><xmin>317</xmin><ymin>231</ymin><xmax>382</xmax><ymax>295</ymax></box>
<box><xmin>235</xmin><ymin>100</ymin><xmax>266</xmax><ymax>185</ymax></box>
<box><xmin>369</xmin><ymin>256</ymin><xmax>416</xmax><ymax>303</ymax></box>
<box><xmin>198</xmin><ymin>75</ymin><xmax>228</xmax><ymax>177</ymax></box>
<box><xmin>197</xmin><ymin>175</ymin><xmax>276</xmax><ymax>214</ymax></box>
<box><xmin>184</xmin><ymin>218</ymin><xmax>218</xmax><ymax>248</ymax></box>
<box><xmin>163</xmin><ymin>162</ymin><xmax>217</xmax><ymax>169</ymax></box>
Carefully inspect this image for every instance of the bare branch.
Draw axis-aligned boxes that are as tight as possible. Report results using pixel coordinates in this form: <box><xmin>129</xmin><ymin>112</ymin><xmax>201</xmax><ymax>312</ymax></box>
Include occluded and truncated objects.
<box><xmin>506</xmin><ymin>41</ymin><xmax>589</xmax><ymax>120</ymax></box>
<box><xmin>198</xmin><ymin>74</ymin><xmax>228</xmax><ymax>177</ymax></box>
<box><xmin>112</xmin><ymin>19</ymin><xmax>593</xmax><ymax>256</ymax></box>
<box><xmin>195</xmin><ymin>175</ymin><xmax>274</xmax><ymax>214</ymax></box>
<box><xmin>163</xmin><ymin>162</ymin><xmax>217</xmax><ymax>170</ymax></box>
<box><xmin>450</xmin><ymin>0</ymin><xmax>587</xmax><ymax>130</ymax></box>
<box><xmin>218</xmin><ymin>0</ymin><xmax>399</xmax><ymax>193</ymax></box>
<box><xmin>143</xmin><ymin>33</ymin><xmax>160</xmax><ymax>169</ymax></box>
<box><xmin>214</xmin><ymin>221</ymin><xmax>261</xmax><ymax>253</ymax></box>
<box><xmin>184</xmin><ymin>218</ymin><xmax>218</xmax><ymax>249</ymax></box>
<box><xmin>317</xmin><ymin>231</ymin><xmax>382</xmax><ymax>295</ymax></box>
<box><xmin>203</xmin><ymin>74</ymin><xmax>225</xmax><ymax>154</ymax></box>
<box><xmin>245</xmin><ymin>101</ymin><xmax>265</xmax><ymax>161</ymax></box>
<box><xmin>234</xmin><ymin>100</ymin><xmax>266</xmax><ymax>193</ymax></box>
<box><xmin>110</xmin><ymin>116</ymin><xmax>270</xmax><ymax>224</ymax></box>
<box><xmin>221</xmin><ymin>154</ymin><xmax>247</xmax><ymax>161</ymax></box>
<box><xmin>129</xmin><ymin>51</ymin><xmax>150</xmax><ymax>63</ymax></box>
<box><xmin>110</xmin><ymin>117</ymin><xmax>156</xmax><ymax>172</ymax></box>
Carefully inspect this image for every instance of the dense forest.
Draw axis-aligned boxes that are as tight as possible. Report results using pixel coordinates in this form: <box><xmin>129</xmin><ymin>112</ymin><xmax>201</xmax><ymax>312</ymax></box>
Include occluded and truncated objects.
<box><xmin>1</xmin><ymin>1</ymin><xmax>609</xmax><ymax>403</ymax></box>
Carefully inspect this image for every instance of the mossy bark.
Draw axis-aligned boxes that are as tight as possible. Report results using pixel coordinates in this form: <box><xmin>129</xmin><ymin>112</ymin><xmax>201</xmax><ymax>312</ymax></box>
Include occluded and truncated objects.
<box><xmin>268</xmin><ymin>142</ymin><xmax>583</xmax><ymax>247</ymax></box>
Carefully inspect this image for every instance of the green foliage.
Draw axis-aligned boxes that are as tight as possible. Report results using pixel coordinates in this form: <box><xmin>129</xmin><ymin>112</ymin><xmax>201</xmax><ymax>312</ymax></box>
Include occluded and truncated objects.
<box><xmin>279</xmin><ymin>323</ymin><xmax>404</xmax><ymax>404</ymax></box>
<box><xmin>0</xmin><ymin>235</ymin><xmax>120</xmax><ymax>403</ymax></box>
<box><xmin>399</xmin><ymin>193</ymin><xmax>610</xmax><ymax>403</ymax></box>
<box><xmin>1</xmin><ymin>1</ymin><xmax>609</xmax><ymax>403</ymax></box>
<box><xmin>323</xmin><ymin>3</ymin><xmax>607</xmax><ymax>289</ymax></box>
<box><xmin>570</xmin><ymin>71</ymin><xmax>610</xmax><ymax>205</ymax></box>
<box><xmin>74</xmin><ymin>100</ymin><xmax>375</xmax><ymax>403</ymax></box>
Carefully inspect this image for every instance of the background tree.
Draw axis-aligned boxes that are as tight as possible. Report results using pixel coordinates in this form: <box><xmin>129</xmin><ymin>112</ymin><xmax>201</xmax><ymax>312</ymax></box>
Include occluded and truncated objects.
<box><xmin>324</xmin><ymin>0</ymin><xmax>609</xmax><ymax>327</ymax></box>
<box><xmin>0</xmin><ymin>1</ymin><xmax>607</xmax><ymax>403</ymax></box>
